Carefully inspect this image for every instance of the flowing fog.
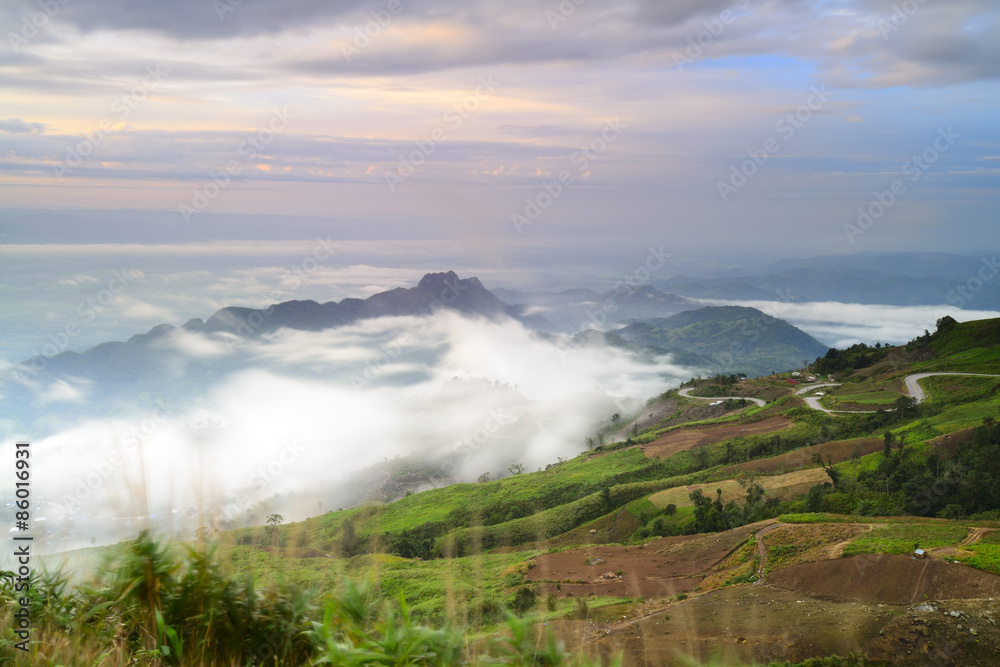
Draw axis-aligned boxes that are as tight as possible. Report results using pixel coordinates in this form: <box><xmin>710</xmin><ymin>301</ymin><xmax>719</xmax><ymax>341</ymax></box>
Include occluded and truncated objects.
<box><xmin>8</xmin><ymin>310</ymin><xmax>698</xmax><ymax>553</ymax></box>
<box><xmin>696</xmin><ymin>299</ymin><xmax>1000</xmax><ymax>348</ymax></box>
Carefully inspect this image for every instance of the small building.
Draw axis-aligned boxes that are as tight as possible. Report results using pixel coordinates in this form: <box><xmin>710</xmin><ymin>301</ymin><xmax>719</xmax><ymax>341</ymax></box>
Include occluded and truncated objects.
<box><xmin>914</xmin><ymin>549</ymin><xmax>927</xmax><ymax>559</ymax></box>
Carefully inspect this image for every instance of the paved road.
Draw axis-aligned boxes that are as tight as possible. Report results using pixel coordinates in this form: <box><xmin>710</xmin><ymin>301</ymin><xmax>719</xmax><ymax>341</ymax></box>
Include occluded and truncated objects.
<box><xmin>678</xmin><ymin>387</ymin><xmax>766</xmax><ymax>407</ymax></box>
<box><xmin>791</xmin><ymin>382</ymin><xmax>871</xmax><ymax>414</ymax></box>
<box><xmin>903</xmin><ymin>372</ymin><xmax>1000</xmax><ymax>404</ymax></box>
<box><xmin>794</xmin><ymin>373</ymin><xmax>1000</xmax><ymax>413</ymax></box>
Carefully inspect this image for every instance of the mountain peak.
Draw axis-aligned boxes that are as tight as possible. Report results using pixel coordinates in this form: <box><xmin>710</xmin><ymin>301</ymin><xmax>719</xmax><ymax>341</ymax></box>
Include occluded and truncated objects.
<box><xmin>417</xmin><ymin>271</ymin><xmax>462</xmax><ymax>291</ymax></box>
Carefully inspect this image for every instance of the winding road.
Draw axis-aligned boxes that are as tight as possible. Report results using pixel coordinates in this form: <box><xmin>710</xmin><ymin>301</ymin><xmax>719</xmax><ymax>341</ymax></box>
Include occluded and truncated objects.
<box><xmin>682</xmin><ymin>373</ymin><xmax>1000</xmax><ymax>415</ymax></box>
<box><xmin>678</xmin><ymin>387</ymin><xmax>766</xmax><ymax>407</ymax></box>
<box><xmin>903</xmin><ymin>372</ymin><xmax>1000</xmax><ymax>404</ymax></box>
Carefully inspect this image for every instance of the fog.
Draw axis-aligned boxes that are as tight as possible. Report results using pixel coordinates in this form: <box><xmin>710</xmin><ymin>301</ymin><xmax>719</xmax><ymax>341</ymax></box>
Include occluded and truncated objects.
<box><xmin>697</xmin><ymin>299</ymin><xmax>1000</xmax><ymax>349</ymax></box>
<box><xmin>10</xmin><ymin>311</ymin><xmax>698</xmax><ymax>553</ymax></box>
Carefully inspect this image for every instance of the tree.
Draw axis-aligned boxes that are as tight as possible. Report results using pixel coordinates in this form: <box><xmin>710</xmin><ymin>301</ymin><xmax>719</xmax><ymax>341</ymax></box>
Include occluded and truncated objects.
<box><xmin>813</xmin><ymin>453</ymin><xmax>841</xmax><ymax>489</ymax></box>
<box><xmin>507</xmin><ymin>463</ymin><xmax>525</xmax><ymax>476</ymax></box>
<box><xmin>894</xmin><ymin>396</ymin><xmax>917</xmax><ymax>420</ymax></box>
<box><xmin>339</xmin><ymin>517</ymin><xmax>361</xmax><ymax>557</ymax></box>
<box><xmin>265</xmin><ymin>513</ymin><xmax>283</xmax><ymax>546</ymax></box>
<box><xmin>477</xmin><ymin>472</ymin><xmax>491</xmax><ymax>483</ymax></box>
<box><xmin>883</xmin><ymin>431</ymin><xmax>894</xmax><ymax>458</ymax></box>
<box><xmin>601</xmin><ymin>486</ymin><xmax>612</xmax><ymax>510</ymax></box>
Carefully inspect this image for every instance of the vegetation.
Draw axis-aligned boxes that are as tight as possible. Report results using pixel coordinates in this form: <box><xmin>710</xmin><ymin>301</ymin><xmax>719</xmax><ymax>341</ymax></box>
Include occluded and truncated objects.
<box><xmin>7</xmin><ymin>314</ymin><xmax>1000</xmax><ymax>664</ymax></box>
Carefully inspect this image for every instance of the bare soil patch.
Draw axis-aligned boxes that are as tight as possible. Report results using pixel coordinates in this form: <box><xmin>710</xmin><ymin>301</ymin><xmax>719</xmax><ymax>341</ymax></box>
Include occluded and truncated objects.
<box><xmin>640</xmin><ymin>416</ymin><xmax>793</xmax><ymax>460</ymax></box>
<box><xmin>526</xmin><ymin>525</ymin><xmax>756</xmax><ymax>599</ymax></box>
<box><xmin>730</xmin><ymin>438</ymin><xmax>882</xmax><ymax>475</ymax></box>
<box><xmin>768</xmin><ymin>554</ymin><xmax>1000</xmax><ymax>604</ymax></box>
<box><xmin>585</xmin><ymin>586</ymin><xmax>896</xmax><ymax>667</ymax></box>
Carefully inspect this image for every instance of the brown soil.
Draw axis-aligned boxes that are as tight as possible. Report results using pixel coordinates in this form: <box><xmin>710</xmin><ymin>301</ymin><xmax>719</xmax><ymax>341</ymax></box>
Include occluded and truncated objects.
<box><xmin>730</xmin><ymin>438</ymin><xmax>883</xmax><ymax>475</ymax></box>
<box><xmin>768</xmin><ymin>554</ymin><xmax>1000</xmax><ymax>604</ymax></box>
<box><xmin>760</xmin><ymin>523</ymin><xmax>874</xmax><ymax>569</ymax></box>
<box><xmin>648</xmin><ymin>468</ymin><xmax>828</xmax><ymax>510</ymax></box>
<box><xmin>640</xmin><ymin>416</ymin><xmax>793</xmax><ymax>459</ymax></box>
<box><xmin>525</xmin><ymin>525</ymin><xmax>757</xmax><ymax>598</ymax></box>
<box><xmin>928</xmin><ymin>427</ymin><xmax>976</xmax><ymax>456</ymax></box>
<box><xmin>584</xmin><ymin>586</ymin><xmax>897</xmax><ymax>667</ymax></box>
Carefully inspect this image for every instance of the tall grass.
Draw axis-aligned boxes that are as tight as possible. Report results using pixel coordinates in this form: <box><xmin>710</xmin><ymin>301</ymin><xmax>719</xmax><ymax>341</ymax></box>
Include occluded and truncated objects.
<box><xmin>0</xmin><ymin>531</ymin><xmax>618</xmax><ymax>666</ymax></box>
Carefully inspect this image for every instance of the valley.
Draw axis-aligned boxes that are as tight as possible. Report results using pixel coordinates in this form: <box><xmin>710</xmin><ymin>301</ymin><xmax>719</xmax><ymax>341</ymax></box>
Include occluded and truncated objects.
<box><xmin>11</xmin><ymin>312</ymin><xmax>1000</xmax><ymax>665</ymax></box>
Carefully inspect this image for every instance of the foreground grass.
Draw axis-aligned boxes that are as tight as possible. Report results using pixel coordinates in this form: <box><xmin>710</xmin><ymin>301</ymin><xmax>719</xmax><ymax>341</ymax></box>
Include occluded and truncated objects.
<box><xmin>1</xmin><ymin>532</ymin><xmax>622</xmax><ymax>666</ymax></box>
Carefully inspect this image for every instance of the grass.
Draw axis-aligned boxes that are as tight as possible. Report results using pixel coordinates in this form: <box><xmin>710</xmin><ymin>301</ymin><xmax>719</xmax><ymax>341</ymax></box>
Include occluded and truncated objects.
<box><xmin>920</xmin><ymin>374</ymin><xmax>1000</xmax><ymax>403</ymax></box>
<box><xmin>960</xmin><ymin>544</ymin><xmax>1000</xmax><ymax>575</ymax></box>
<box><xmin>820</xmin><ymin>391</ymin><xmax>902</xmax><ymax>407</ymax></box>
<box><xmin>842</xmin><ymin>523</ymin><xmax>969</xmax><ymax>556</ymax></box>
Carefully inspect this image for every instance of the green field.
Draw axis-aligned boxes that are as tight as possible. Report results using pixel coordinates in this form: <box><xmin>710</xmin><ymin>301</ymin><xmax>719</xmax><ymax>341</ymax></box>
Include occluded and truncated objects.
<box><xmin>842</xmin><ymin>524</ymin><xmax>970</xmax><ymax>556</ymax></box>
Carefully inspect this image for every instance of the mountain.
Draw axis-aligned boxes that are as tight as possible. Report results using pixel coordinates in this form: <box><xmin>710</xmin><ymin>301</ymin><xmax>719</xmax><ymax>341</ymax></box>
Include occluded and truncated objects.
<box><xmin>3</xmin><ymin>272</ymin><xmax>552</xmax><ymax>432</ymax></box>
<box><xmin>188</xmin><ymin>271</ymin><xmax>549</xmax><ymax>335</ymax></box>
<box><xmin>613</xmin><ymin>305</ymin><xmax>829</xmax><ymax>377</ymax></box>
<box><xmin>657</xmin><ymin>256</ymin><xmax>1000</xmax><ymax>309</ymax></box>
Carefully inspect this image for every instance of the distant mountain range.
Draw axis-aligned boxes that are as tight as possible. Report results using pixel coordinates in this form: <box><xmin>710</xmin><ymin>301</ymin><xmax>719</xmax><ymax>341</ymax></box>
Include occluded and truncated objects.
<box><xmin>4</xmin><ymin>272</ymin><xmax>829</xmax><ymax>433</ymax></box>
<box><xmin>651</xmin><ymin>252</ymin><xmax>1000</xmax><ymax>309</ymax></box>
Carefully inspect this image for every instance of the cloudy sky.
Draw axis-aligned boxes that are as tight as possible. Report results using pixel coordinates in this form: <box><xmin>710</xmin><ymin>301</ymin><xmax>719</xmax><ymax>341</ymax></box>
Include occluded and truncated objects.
<box><xmin>1</xmin><ymin>0</ymin><xmax>997</xmax><ymax>253</ymax></box>
<box><xmin>2</xmin><ymin>1</ymin><xmax>999</xmax><ymax>550</ymax></box>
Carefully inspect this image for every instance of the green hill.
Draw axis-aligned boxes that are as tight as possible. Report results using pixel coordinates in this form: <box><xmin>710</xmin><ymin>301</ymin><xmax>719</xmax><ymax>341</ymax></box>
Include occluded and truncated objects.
<box><xmin>615</xmin><ymin>305</ymin><xmax>829</xmax><ymax>377</ymax></box>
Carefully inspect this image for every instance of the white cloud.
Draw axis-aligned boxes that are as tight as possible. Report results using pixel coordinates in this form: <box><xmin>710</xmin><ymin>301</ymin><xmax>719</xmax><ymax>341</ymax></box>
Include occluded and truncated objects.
<box><xmin>699</xmin><ymin>298</ymin><xmax>1000</xmax><ymax>347</ymax></box>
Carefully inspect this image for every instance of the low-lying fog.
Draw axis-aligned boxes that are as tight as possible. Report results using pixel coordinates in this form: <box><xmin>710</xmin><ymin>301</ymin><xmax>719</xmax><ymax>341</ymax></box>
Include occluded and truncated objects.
<box><xmin>3</xmin><ymin>310</ymin><xmax>697</xmax><ymax>554</ymax></box>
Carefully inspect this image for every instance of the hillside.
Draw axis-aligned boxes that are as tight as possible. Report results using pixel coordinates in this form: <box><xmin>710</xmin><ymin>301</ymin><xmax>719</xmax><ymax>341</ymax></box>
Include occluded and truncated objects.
<box><xmin>614</xmin><ymin>305</ymin><xmax>829</xmax><ymax>377</ymax></box>
<box><xmin>13</xmin><ymin>315</ymin><xmax>1000</xmax><ymax>666</ymax></box>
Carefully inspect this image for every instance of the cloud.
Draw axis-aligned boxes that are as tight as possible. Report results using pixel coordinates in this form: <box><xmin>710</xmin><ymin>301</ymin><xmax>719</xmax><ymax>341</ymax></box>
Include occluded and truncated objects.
<box><xmin>0</xmin><ymin>117</ymin><xmax>47</xmax><ymax>134</ymax></box>
<box><xmin>699</xmin><ymin>298</ymin><xmax>1000</xmax><ymax>348</ymax></box>
<box><xmin>16</xmin><ymin>309</ymin><xmax>697</xmax><ymax>550</ymax></box>
<box><xmin>117</xmin><ymin>296</ymin><xmax>176</xmax><ymax>320</ymax></box>
<box><xmin>37</xmin><ymin>378</ymin><xmax>89</xmax><ymax>404</ymax></box>
<box><xmin>4</xmin><ymin>0</ymin><xmax>995</xmax><ymax>88</ymax></box>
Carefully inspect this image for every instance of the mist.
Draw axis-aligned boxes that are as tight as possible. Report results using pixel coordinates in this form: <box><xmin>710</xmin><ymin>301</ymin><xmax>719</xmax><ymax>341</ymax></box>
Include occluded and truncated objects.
<box><xmin>15</xmin><ymin>310</ymin><xmax>698</xmax><ymax>553</ymax></box>
<box><xmin>696</xmin><ymin>299</ymin><xmax>1000</xmax><ymax>349</ymax></box>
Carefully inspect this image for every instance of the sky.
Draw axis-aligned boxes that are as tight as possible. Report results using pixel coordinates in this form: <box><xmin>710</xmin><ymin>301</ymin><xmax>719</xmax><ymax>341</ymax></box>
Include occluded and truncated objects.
<box><xmin>2</xmin><ymin>1</ymin><xmax>1000</xmax><ymax>550</ymax></box>
<box><xmin>0</xmin><ymin>0</ymin><xmax>998</xmax><ymax>254</ymax></box>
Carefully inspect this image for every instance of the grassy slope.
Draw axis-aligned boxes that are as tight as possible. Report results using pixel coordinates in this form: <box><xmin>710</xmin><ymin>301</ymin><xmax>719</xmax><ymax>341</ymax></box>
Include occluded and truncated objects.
<box><xmin>200</xmin><ymin>316</ymin><xmax>1000</xmax><ymax>636</ymax></box>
